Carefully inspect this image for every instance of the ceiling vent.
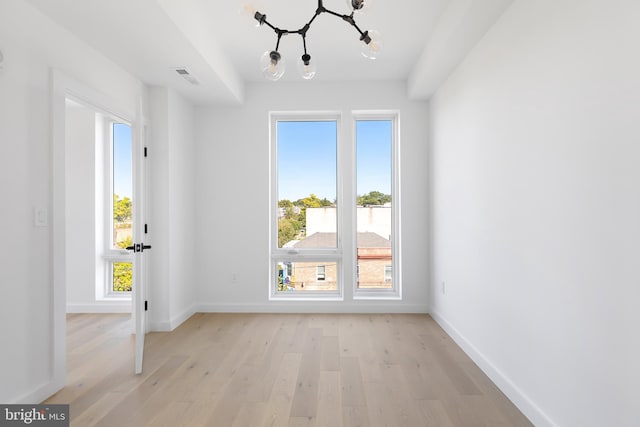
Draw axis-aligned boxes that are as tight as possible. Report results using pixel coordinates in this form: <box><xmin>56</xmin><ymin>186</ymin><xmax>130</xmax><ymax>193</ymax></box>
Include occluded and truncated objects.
<box><xmin>174</xmin><ymin>67</ymin><xmax>199</xmax><ymax>85</ymax></box>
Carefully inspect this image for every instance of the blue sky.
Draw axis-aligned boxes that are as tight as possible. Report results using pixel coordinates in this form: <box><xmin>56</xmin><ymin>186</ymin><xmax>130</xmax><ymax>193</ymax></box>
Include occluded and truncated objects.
<box><xmin>277</xmin><ymin>120</ymin><xmax>391</xmax><ymax>201</ymax></box>
<box><xmin>113</xmin><ymin>123</ymin><xmax>132</xmax><ymax>199</ymax></box>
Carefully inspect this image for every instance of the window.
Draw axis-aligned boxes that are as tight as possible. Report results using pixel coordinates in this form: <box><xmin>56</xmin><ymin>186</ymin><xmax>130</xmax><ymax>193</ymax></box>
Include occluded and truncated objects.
<box><xmin>270</xmin><ymin>113</ymin><xmax>341</xmax><ymax>298</ymax></box>
<box><xmin>354</xmin><ymin>115</ymin><xmax>400</xmax><ymax>298</ymax></box>
<box><xmin>103</xmin><ymin>121</ymin><xmax>133</xmax><ymax>296</ymax></box>
<box><xmin>270</xmin><ymin>111</ymin><xmax>400</xmax><ymax>300</ymax></box>
<box><xmin>316</xmin><ymin>265</ymin><xmax>326</xmax><ymax>281</ymax></box>
<box><xmin>384</xmin><ymin>265</ymin><xmax>392</xmax><ymax>282</ymax></box>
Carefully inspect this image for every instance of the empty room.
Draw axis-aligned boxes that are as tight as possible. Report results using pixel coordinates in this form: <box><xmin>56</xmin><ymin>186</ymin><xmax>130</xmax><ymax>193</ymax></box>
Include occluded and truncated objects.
<box><xmin>0</xmin><ymin>0</ymin><xmax>638</xmax><ymax>426</ymax></box>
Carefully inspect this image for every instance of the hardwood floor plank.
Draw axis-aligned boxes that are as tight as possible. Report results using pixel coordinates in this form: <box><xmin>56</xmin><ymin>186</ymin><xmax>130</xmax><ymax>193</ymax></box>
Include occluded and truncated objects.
<box><xmin>340</xmin><ymin>357</ymin><xmax>367</xmax><ymax>407</ymax></box>
<box><xmin>316</xmin><ymin>371</ymin><xmax>343</xmax><ymax>427</ymax></box>
<box><xmin>261</xmin><ymin>353</ymin><xmax>303</xmax><ymax>427</ymax></box>
<box><xmin>290</xmin><ymin>328</ymin><xmax>323</xmax><ymax>417</ymax></box>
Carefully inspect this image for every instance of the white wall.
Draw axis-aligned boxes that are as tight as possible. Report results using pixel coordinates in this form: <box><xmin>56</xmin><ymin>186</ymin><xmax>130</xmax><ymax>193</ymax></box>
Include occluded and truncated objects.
<box><xmin>195</xmin><ymin>81</ymin><xmax>429</xmax><ymax>312</ymax></box>
<box><xmin>429</xmin><ymin>1</ymin><xmax>640</xmax><ymax>426</ymax></box>
<box><xmin>0</xmin><ymin>0</ymin><xmax>143</xmax><ymax>403</ymax></box>
<box><xmin>65</xmin><ymin>103</ymin><xmax>97</xmax><ymax>308</ymax></box>
<box><xmin>148</xmin><ymin>87</ymin><xmax>197</xmax><ymax>331</ymax></box>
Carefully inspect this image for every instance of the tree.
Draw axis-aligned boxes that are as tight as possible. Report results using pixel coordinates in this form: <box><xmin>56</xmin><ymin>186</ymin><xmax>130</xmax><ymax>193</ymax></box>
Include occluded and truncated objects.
<box><xmin>113</xmin><ymin>194</ymin><xmax>132</xmax><ymax>223</ymax></box>
<box><xmin>278</xmin><ymin>218</ymin><xmax>298</xmax><ymax>247</ymax></box>
<box><xmin>357</xmin><ymin>191</ymin><xmax>391</xmax><ymax>206</ymax></box>
<box><xmin>293</xmin><ymin>193</ymin><xmax>335</xmax><ymax>208</ymax></box>
<box><xmin>113</xmin><ymin>262</ymin><xmax>132</xmax><ymax>292</ymax></box>
<box><xmin>278</xmin><ymin>199</ymin><xmax>293</xmax><ymax>208</ymax></box>
<box><xmin>117</xmin><ymin>235</ymin><xmax>133</xmax><ymax>250</ymax></box>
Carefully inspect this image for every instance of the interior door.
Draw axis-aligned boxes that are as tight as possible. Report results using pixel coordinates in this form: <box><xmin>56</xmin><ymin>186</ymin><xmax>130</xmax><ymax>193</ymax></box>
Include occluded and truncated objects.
<box><xmin>132</xmin><ymin>100</ymin><xmax>149</xmax><ymax>374</ymax></box>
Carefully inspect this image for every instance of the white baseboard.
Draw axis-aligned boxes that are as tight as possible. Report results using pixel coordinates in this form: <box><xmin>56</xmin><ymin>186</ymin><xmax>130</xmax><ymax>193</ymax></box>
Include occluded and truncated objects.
<box><xmin>149</xmin><ymin>305</ymin><xmax>196</xmax><ymax>332</ymax></box>
<box><xmin>429</xmin><ymin>310</ymin><xmax>556</xmax><ymax>427</ymax></box>
<box><xmin>66</xmin><ymin>303</ymin><xmax>131</xmax><ymax>313</ymax></box>
<box><xmin>170</xmin><ymin>305</ymin><xmax>196</xmax><ymax>330</ymax></box>
<box><xmin>12</xmin><ymin>378</ymin><xmax>64</xmax><ymax>404</ymax></box>
<box><xmin>196</xmin><ymin>303</ymin><xmax>428</xmax><ymax>314</ymax></box>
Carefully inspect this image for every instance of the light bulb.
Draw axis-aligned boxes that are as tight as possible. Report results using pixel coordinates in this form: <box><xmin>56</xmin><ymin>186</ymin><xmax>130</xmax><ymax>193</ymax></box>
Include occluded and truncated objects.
<box><xmin>240</xmin><ymin>4</ymin><xmax>264</xmax><ymax>27</ymax></box>
<box><xmin>259</xmin><ymin>50</ymin><xmax>286</xmax><ymax>81</ymax></box>
<box><xmin>297</xmin><ymin>54</ymin><xmax>316</xmax><ymax>80</ymax></box>
<box><xmin>347</xmin><ymin>0</ymin><xmax>372</xmax><ymax>14</ymax></box>
<box><xmin>360</xmin><ymin>30</ymin><xmax>382</xmax><ymax>60</ymax></box>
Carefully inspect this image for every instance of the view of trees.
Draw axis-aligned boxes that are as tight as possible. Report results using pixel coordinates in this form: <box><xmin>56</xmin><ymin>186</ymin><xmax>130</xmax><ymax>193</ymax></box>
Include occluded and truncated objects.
<box><xmin>357</xmin><ymin>190</ymin><xmax>391</xmax><ymax>206</ymax></box>
<box><xmin>277</xmin><ymin>191</ymin><xmax>390</xmax><ymax>247</ymax></box>
<box><xmin>114</xmin><ymin>194</ymin><xmax>132</xmax><ymax>223</ymax></box>
<box><xmin>113</xmin><ymin>262</ymin><xmax>132</xmax><ymax>292</ymax></box>
<box><xmin>114</xmin><ymin>194</ymin><xmax>133</xmax><ymax>292</ymax></box>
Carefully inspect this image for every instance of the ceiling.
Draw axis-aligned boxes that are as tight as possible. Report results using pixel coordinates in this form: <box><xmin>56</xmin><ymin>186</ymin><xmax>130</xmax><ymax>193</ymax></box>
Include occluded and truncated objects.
<box><xmin>25</xmin><ymin>0</ymin><xmax>514</xmax><ymax>106</ymax></box>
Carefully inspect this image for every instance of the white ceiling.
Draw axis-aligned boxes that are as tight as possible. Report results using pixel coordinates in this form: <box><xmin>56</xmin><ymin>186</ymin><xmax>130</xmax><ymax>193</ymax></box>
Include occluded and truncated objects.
<box><xmin>25</xmin><ymin>0</ymin><xmax>513</xmax><ymax>106</ymax></box>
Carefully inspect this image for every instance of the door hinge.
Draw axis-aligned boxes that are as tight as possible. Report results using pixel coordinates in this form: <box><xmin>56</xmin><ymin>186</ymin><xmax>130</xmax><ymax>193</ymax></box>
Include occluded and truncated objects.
<box><xmin>144</xmin><ymin>300</ymin><xmax>148</xmax><ymax>311</ymax></box>
<box><xmin>144</xmin><ymin>223</ymin><xmax>148</xmax><ymax>234</ymax></box>
<box><xmin>144</xmin><ymin>147</ymin><xmax>148</xmax><ymax>157</ymax></box>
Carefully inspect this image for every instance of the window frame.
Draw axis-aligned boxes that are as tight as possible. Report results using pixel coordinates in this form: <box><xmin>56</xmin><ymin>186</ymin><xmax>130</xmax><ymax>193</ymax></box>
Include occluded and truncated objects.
<box><xmin>102</xmin><ymin>118</ymin><xmax>133</xmax><ymax>297</ymax></box>
<box><xmin>352</xmin><ymin>112</ymin><xmax>401</xmax><ymax>300</ymax></box>
<box><xmin>269</xmin><ymin>111</ymin><xmax>344</xmax><ymax>300</ymax></box>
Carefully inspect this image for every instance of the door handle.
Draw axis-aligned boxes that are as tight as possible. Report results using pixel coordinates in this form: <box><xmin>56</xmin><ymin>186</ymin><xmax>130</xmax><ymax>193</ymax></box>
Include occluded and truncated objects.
<box><xmin>125</xmin><ymin>243</ymin><xmax>152</xmax><ymax>253</ymax></box>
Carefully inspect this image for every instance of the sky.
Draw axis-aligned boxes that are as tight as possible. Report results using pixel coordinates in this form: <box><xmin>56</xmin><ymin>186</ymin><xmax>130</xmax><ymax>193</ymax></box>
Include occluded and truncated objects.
<box><xmin>113</xmin><ymin>123</ymin><xmax>132</xmax><ymax>199</ymax></box>
<box><xmin>277</xmin><ymin>120</ymin><xmax>392</xmax><ymax>202</ymax></box>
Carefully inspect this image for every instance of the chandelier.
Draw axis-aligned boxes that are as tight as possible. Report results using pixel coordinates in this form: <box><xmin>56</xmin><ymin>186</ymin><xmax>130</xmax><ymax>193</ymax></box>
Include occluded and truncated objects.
<box><xmin>244</xmin><ymin>0</ymin><xmax>381</xmax><ymax>81</ymax></box>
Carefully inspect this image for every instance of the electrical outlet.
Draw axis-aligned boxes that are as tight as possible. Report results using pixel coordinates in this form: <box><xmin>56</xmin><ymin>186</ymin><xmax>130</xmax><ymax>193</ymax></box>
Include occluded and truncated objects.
<box><xmin>441</xmin><ymin>281</ymin><xmax>446</xmax><ymax>295</ymax></box>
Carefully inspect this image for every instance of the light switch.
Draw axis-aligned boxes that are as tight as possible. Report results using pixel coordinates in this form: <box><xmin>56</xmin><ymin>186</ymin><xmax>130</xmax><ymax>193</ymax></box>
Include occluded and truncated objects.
<box><xmin>34</xmin><ymin>207</ymin><xmax>48</xmax><ymax>227</ymax></box>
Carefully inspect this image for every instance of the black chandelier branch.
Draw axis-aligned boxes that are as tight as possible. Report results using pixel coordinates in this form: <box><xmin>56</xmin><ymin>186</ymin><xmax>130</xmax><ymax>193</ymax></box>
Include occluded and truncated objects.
<box><xmin>250</xmin><ymin>0</ymin><xmax>380</xmax><ymax>80</ymax></box>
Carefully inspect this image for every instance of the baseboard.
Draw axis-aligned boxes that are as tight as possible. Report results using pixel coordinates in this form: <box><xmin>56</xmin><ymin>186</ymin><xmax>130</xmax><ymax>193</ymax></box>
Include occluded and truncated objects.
<box><xmin>149</xmin><ymin>305</ymin><xmax>196</xmax><ymax>332</ymax></box>
<box><xmin>170</xmin><ymin>305</ymin><xmax>196</xmax><ymax>330</ymax></box>
<box><xmin>66</xmin><ymin>303</ymin><xmax>131</xmax><ymax>313</ymax></box>
<box><xmin>196</xmin><ymin>303</ymin><xmax>429</xmax><ymax>314</ymax></box>
<box><xmin>429</xmin><ymin>310</ymin><xmax>556</xmax><ymax>427</ymax></box>
<box><xmin>12</xmin><ymin>378</ymin><xmax>64</xmax><ymax>404</ymax></box>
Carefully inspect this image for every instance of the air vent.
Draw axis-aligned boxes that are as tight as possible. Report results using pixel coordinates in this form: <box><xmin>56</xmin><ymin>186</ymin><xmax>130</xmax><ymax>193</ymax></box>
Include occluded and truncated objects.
<box><xmin>174</xmin><ymin>67</ymin><xmax>199</xmax><ymax>85</ymax></box>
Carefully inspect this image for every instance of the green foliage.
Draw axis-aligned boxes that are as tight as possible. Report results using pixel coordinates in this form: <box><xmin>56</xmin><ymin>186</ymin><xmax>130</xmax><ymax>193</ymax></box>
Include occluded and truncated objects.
<box><xmin>117</xmin><ymin>235</ymin><xmax>133</xmax><ymax>250</ymax></box>
<box><xmin>294</xmin><ymin>193</ymin><xmax>333</xmax><ymax>208</ymax></box>
<box><xmin>113</xmin><ymin>194</ymin><xmax>132</xmax><ymax>223</ymax></box>
<box><xmin>278</xmin><ymin>218</ymin><xmax>299</xmax><ymax>247</ymax></box>
<box><xmin>278</xmin><ymin>199</ymin><xmax>293</xmax><ymax>208</ymax></box>
<box><xmin>357</xmin><ymin>191</ymin><xmax>391</xmax><ymax>206</ymax></box>
<box><xmin>113</xmin><ymin>262</ymin><xmax>132</xmax><ymax>292</ymax></box>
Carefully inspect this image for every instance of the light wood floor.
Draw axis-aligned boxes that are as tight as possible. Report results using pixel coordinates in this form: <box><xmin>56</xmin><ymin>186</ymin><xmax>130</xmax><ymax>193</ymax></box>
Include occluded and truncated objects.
<box><xmin>45</xmin><ymin>313</ymin><xmax>532</xmax><ymax>426</ymax></box>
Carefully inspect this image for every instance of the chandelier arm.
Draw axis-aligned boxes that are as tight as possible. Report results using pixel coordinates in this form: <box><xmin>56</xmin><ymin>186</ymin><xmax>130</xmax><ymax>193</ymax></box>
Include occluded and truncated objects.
<box><xmin>350</xmin><ymin>21</ymin><xmax>367</xmax><ymax>38</ymax></box>
<box><xmin>275</xmin><ymin>32</ymin><xmax>284</xmax><ymax>51</ymax></box>
<box><xmin>321</xmin><ymin>8</ymin><xmax>347</xmax><ymax>20</ymax></box>
<box><xmin>262</xmin><ymin>19</ymin><xmax>278</xmax><ymax>32</ymax></box>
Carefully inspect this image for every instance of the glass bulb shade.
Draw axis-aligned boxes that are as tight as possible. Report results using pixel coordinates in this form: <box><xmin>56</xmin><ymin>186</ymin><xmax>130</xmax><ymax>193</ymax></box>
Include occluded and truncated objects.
<box><xmin>297</xmin><ymin>55</ymin><xmax>317</xmax><ymax>80</ymax></box>
<box><xmin>347</xmin><ymin>0</ymin><xmax>372</xmax><ymax>14</ymax></box>
<box><xmin>360</xmin><ymin>30</ymin><xmax>382</xmax><ymax>59</ymax></box>
<box><xmin>260</xmin><ymin>50</ymin><xmax>286</xmax><ymax>81</ymax></box>
<box><xmin>240</xmin><ymin>4</ymin><xmax>262</xmax><ymax>27</ymax></box>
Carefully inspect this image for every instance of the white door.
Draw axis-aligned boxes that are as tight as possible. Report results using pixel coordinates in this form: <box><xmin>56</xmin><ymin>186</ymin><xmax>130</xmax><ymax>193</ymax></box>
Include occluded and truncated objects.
<box><xmin>131</xmin><ymin>100</ymin><xmax>149</xmax><ymax>374</ymax></box>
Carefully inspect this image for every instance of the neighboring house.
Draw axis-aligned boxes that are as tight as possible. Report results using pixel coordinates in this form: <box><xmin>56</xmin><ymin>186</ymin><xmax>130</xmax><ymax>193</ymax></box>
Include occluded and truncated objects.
<box><xmin>306</xmin><ymin>206</ymin><xmax>391</xmax><ymax>239</ymax></box>
<box><xmin>280</xmin><ymin>232</ymin><xmax>392</xmax><ymax>291</ymax></box>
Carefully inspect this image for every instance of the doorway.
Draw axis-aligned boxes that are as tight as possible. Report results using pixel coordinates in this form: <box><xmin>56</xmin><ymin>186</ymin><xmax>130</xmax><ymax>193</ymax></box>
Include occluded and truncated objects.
<box><xmin>51</xmin><ymin>70</ymin><xmax>148</xmax><ymax>395</ymax></box>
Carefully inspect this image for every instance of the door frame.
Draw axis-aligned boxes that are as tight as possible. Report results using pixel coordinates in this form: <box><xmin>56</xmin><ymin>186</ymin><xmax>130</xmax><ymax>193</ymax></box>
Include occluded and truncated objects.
<box><xmin>51</xmin><ymin>69</ymin><xmax>145</xmax><ymax>394</ymax></box>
